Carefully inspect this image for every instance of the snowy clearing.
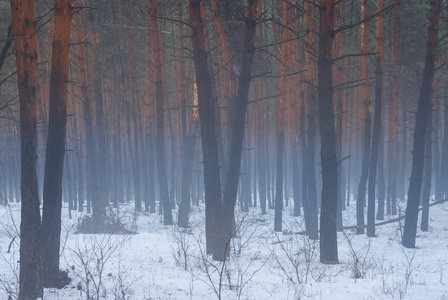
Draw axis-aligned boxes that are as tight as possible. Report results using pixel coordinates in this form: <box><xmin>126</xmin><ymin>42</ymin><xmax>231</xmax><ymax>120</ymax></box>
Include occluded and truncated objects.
<box><xmin>1</xmin><ymin>199</ymin><xmax>448</xmax><ymax>300</ymax></box>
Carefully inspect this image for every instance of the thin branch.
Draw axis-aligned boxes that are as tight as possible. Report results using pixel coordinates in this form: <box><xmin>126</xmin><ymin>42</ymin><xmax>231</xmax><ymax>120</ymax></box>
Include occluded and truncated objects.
<box><xmin>334</xmin><ymin>82</ymin><xmax>367</xmax><ymax>91</ymax></box>
<box><xmin>334</xmin><ymin>2</ymin><xmax>396</xmax><ymax>34</ymax></box>
<box><xmin>248</xmin><ymin>93</ymin><xmax>282</xmax><ymax>104</ymax></box>
<box><xmin>254</xmin><ymin>68</ymin><xmax>307</xmax><ymax>79</ymax></box>
<box><xmin>0</xmin><ymin>25</ymin><xmax>13</xmax><ymax>72</ymax></box>
<box><xmin>294</xmin><ymin>198</ymin><xmax>448</xmax><ymax>235</ymax></box>
<box><xmin>0</xmin><ymin>95</ymin><xmax>18</xmax><ymax>111</ymax></box>
<box><xmin>0</xmin><ymin>71</ymin><xmax>17</xmax><ymax>86</ymax></box>
<box><xmin>334</xmin><ymin>52</ymin><xmax>377</xmax><ymax>62</ymax></box>
<box><xmin>256</xmin><ymin>35</ymin><xmax>307</xmax><ymax>50</ymax></box>
<box><xmin>334</xmin><ymin>77</ymin><xmax>373</xmax><ymax>89</ymax></box>
<box><xmin>303</xmin><ymin>0</ymin><xmax>320</xmax><ymax>9</ymax></box>
<box><xmin>158</xmin><ymin>16</ymin><xmax>191</xmax><ymax>28</ymax></box>
<box><xmin>71</xmin><ymin>6</ymin><xmax>97</xmax><ymax>10</ymax></box>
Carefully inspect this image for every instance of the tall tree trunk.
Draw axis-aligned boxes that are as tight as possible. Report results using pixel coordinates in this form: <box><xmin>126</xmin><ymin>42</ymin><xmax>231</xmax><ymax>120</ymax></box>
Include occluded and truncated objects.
<box><xmin>128</xmin><ymin>3</ymin><xmax>143</xmax><ymax>212</ymax></box>
<box><xmin>90</xmin><ymin>10</ymin><xmax>108</xmax><ymax>211</ymax></box>
<box><xmin>145</xmin><ymin>4</ymin><xmax>156</xmax><ymax>213</ymax></box>
<box><xmin>221</xmin><ymin>0</ymin><xmax>259</xmax><ymax>257</ymax></box>
<box><xmin>75</xmin><ymin>11</ymin><xmax>105</xmax><ymax>227</ymax></box>
<box><xmin>178</xmin><ymin>117</ymin><xmax>199</xmax><ymax>227</ymax></box>
<box><xmin>210</xmin><ymin>0</ymin><xmax>236</xmax><ymax>160</ymax></box>
<box><xmin>318</xmin><ymin>0</ymin><xmax>338</xmax><ymax>264</ymax></box>
<box><xmin>200</xmin><ymin>1</ymin><xmax>227</xmax><ymax>189</ymax></box>
<box><xmin>188</xmin><ymin>0</ymin><xmax>224</xmax><ymax>258</ymax></box>
<box><xmin>421</xmin><ymin>102</ymin><xmax>433</xmax><ymax>231</ymax></box>
<box><xmin>376</xmin><ymin>133</ymin><xmax>386</xmax><ymax>220</ymax></box>
<box><xmin>367</xmin><ymin>0</ymin><xmax>384</xmax><ymax>237</ymax></box>
<box><xmin>41</xmin><ymin>0</ymin><xmax>73</xmax><ymax>288</ymax></box>
<box><xmin>388</xmin><ymin>2</ymin><xmax>400</xmax><ymax>215</ymax></box>
<box><xmin>148</xmin><ymin>0</ymin><xmax>173</xmax><ymax>225</ymax></box>
<box><xmin>439</xmin><ymin>8</ymin><xmax>448</xmax><ymax>201</ymax></box>
<box><xmin>73</xmin><ymin>98</ymin><xmax>85</xmax><ymax>212</ymax></box>
<box><xmin>177</xmin><ymin>3</ymin><xmax>197</xmax><ymax>227</ymax></box>
<box><xmin>273</xmin><ymin>0</ymin><xmax>284</xmax><ymax>233</ymax></box>
<box><xmin>356</xmin><ymin>0</ymin><xmax>371</xmax><ymax>235</ymax></box>
<box><xmin>280</xmin><ymin>0</ymin><xmax>295</xmax><ymax>219</ymax></box>
<box><xmin>256</xmin><ymin>81</ymin><xmax>267</xmax><ymax>215</ymax></box>
<box><xmin>441</xmin><ymin>96</ymin><xmax>448</xmax><ymax>199</ymax></box>
<box><xmin>303</xmin><ymin>0</ymin><xmax>319</xmax><ymax>239</ymax></box>
<box><xmin>402</xmin><ymin>0</ymin><xmax>442</xmax><ymax>248</ymax></box>
<box><xmin>433</xmin><ymin>99</ymin><xmax>441</xmax><ymax>202</ymax></box>
<box><xmin>11</xmin><ymin>0</ymin><xmax>43</xmax><ymax>297</ymax></box>
<box><xmin>333</xmin><ymin>2</ymin><xmax>345</xmax><ymax>230</ymax></box>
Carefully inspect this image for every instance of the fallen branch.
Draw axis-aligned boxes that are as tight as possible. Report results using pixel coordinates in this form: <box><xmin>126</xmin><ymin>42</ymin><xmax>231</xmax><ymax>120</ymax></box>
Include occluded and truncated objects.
<box><xmin>294</xmin><ymin>198</ymin><xmax>448</xmax><ymax>235</ymax></box>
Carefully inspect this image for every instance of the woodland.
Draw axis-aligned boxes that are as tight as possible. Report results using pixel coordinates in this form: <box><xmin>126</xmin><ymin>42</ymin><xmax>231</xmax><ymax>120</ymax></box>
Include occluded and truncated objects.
<box><xmin>0</xmin><ymin>0</ymin><xmax>447</xmax><ymax>299</ymax></box>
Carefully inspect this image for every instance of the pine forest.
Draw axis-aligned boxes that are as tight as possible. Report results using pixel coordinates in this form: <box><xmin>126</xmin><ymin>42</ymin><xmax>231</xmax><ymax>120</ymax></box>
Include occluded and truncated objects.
<box><xmin>0</xmin><ymin>0</ymin><xmax>448</xmax><ymax>299</ymax></box>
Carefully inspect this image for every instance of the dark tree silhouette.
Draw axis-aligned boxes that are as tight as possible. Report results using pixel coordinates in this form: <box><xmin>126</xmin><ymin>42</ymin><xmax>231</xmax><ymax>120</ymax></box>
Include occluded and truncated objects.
<box><xmin>41</xmin><ymin>0</ymin><xmax>73</xmax><ymax>288</ymax></box>
<box><xmin>10</xmin><ymin>0</ymin><xmax>43</xmax><ymax>298</ymax></box>
<box><xmin>318</xmin><ymin>0</ymin><xmax>339</xmax><ymax>264</ymax></box>
<box><xmin>402</xmin><ymin>0</ymin><xmax>442</xmax><ymax>249</ymax></box>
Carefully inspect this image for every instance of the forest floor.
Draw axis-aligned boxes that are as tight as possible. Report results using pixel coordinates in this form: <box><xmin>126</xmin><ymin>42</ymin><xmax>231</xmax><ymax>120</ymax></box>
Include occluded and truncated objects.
<box><xmin>1</xmin><ymin>198</ymin><xmax>448</xmax><ymax>300</ymax></box>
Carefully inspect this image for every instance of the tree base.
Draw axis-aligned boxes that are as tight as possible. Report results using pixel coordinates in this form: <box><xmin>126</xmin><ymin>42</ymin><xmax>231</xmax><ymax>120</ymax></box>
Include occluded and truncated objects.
<box><xmin>43</xmin><ymin>270</ymin><xmax>71</xmax><ymax>289</ymax></box>
<box><xmin>320</xmin><ymin>258</ymin><xmax>339</xmax><ymax>265</ymax></box>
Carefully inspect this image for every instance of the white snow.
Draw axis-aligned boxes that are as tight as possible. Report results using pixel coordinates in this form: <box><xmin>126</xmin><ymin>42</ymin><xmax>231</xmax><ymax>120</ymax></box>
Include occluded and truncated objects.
<box><xmin>1</xmin><ymin>199</ymin><xmax>448</xmax><ymax>300</ymax></box>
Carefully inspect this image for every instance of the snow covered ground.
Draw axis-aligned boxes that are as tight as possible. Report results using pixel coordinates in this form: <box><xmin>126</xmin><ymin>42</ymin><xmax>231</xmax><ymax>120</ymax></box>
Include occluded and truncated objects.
<box><xmin>1</xmin><ymin>198</ymin><xmax>448</xmax><ymax>300</ymax></box>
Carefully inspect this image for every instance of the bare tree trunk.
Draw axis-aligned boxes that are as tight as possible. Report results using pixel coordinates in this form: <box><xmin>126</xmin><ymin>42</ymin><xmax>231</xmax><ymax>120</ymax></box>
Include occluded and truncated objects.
<box><xmin>75</xmin><ymin>11</ymin><xmax>105</xmax><ymax>228</ymax></box>
<box><xmin>354</xmin><ymin>1</ymin><xmax>370</xmax><ymax>228</ymax></box>
<box><xmin>376</xmin><ymin>133</ymin><xmax>386</xmax><ymax>220</ymax></box>
<box><xmin>90</xmin><ymin>10</ymin><xmax>109</xmax><ymax>211</ymax></box>
<box><xmin>333</xmin><ymin>3</ymin><xmax>345</xmax><ymax>230</ymax></box>
<box><xmin>177</xmin><ymin>3</ymin><xmax>197</xmax><ymax>227</ymax></box>
<box><xmin>439</xmin><ymin>8</ymin><xmax>448</xmax><ymax>201</ymax></box>
<box><xmin>273</xmin><ymin>0</ymin><xmax>284</xmax><ymax>233</ymax></box>
<box><xmin>127</xmin><ymin>3</ymin><xmax>143</xmax><ymax>212</ymax></box>
<box><xmin>221</xmin><ymin>0</ymin><xmax>259</xmax><ymax>257</ymax></box>
<box><xmin>433</xmin><ymin>99</ymin><xmax>441</xmax><ymax>202</ymax></box>
<box><xmin>73</xmin><ymin>97</ymin><xmax>85</xmax><ymax>212</ymax></box>
<box><xmin>41</xmin><ymin>0</ymin><xmax>73</xmax><ymax>288</ymax></box>
<box><xmin>402</xmin><ymin>0</ymin><xmax>442</xmax><ymax>248</ymax></box>
<box><xmin>318</xmin><ymin>0</ymin><xmax>338</xmax><ymax>264</ymax></box>
<box><xmin>145</xmin><ymin>5</ymin><xmax>156</xmax><ymax>214</ymax></box>
<box><xmin>303</xmin><ymin>1</ymin><xmax>319</xmax><ymax>239</ymax></box>
<box><xmin>178</xmin><ymin>118</ymin><xmax>199</xmax><ymax>227</ymax></box>
<box><xmin>388</xmin><ymin>3</ymin><xmax>400</xmax><ymax>215</ymax></box>
<box><xmin>11</xmin><ymin>0</ymin><xmax>43</xmax><ymax>297</ymax></box>
<box><xmin>148</xmin><ymin>0</ymin><xmax>173</xmax><ymax>225</ymax></box>
<box><xmin>421</xmin><ymin>102</ymin><xmax>433</xmax><ymax>231</ymax></box>
<box><xmin>367</xmin><ymin>0</ymin><xmax>384</xmax><ymax>237</ymax></box>
<box><xmin>188</xmin><ymin>0</ymin><xmax>224</xmax><ymax>258</ymax></box>
<box><xmin>441</xmin><ymin>96</ymin><xmax>448</xmax><ymax>199</ymax></box>
<box><xmin>255</xmin><ymin>81</ymin><xmax>267</xmax><ymax>215</ymax></box>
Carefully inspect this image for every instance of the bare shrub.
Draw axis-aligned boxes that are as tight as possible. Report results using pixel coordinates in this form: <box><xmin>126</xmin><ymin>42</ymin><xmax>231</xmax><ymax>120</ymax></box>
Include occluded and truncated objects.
<box><xmin>341</xmin><ymin>230</ymin><xmax>371</xmax><ymax>279</ymax></box>
<box><xmin>67</xmin><ymin>233</ymin><xmax>131</xmax><ymax>300</ymax></box>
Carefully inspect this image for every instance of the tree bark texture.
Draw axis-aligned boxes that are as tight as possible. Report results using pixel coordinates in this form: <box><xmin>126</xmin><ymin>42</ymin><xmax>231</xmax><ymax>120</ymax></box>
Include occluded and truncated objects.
<box><xmin>148</xmin><ymin>0</ymin><xmax>173</xmax><ymax>225</ymax></box>
<box><xmin>303</xmin><ymin>1</ymin><xmax>319</xmax><ymax>239</ymax></box>
<box><xmin>388</xmin><ymin>2</ymin><xmax>400</xmax><ymax>215</ymax></box>
<box><xmin>356</xmin><ymin>0</ymin><xmax>371</xmax><ymax>235</ymax></box>
<box><xmin>75</xmin><ymin>11</ymin><xmax>105</xmax><ymax>227</ymax></box>
<box><xmin>41</xmin><ymin>0</ymin><xmax>73</xmax><ymax>288</ymax></box>
<box><xmin>221</xmin><ymin>0</ymin><xmax>258</xmax><ymax>246</ymax></box>
<box><xmin>318</xmin><ymin>0</ymin><xmax>339</xmax><ymax>264</ymax></box>
<box><xmin>188</xmin><ymin>0</ymin><xmax>224</xmax><ymax>259</ymax></box>
<box><xmin>421</xmin><ymin>103</ymin><xmax>433</xmax><ymax>231</ymax></box>
<box><xmin>367</xmin><ymin>0</ymin><xmax>384</xmax><ymax>237</ymax></box>
<box><xmin>402</xmin><ymin>0</ymin><xmax>442</xmax><ymax>248</ymax></box>
<box><xmin>10</xmin><ymin>0</ymin><xmax>44</xmax><ymax>298</ymax></box>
